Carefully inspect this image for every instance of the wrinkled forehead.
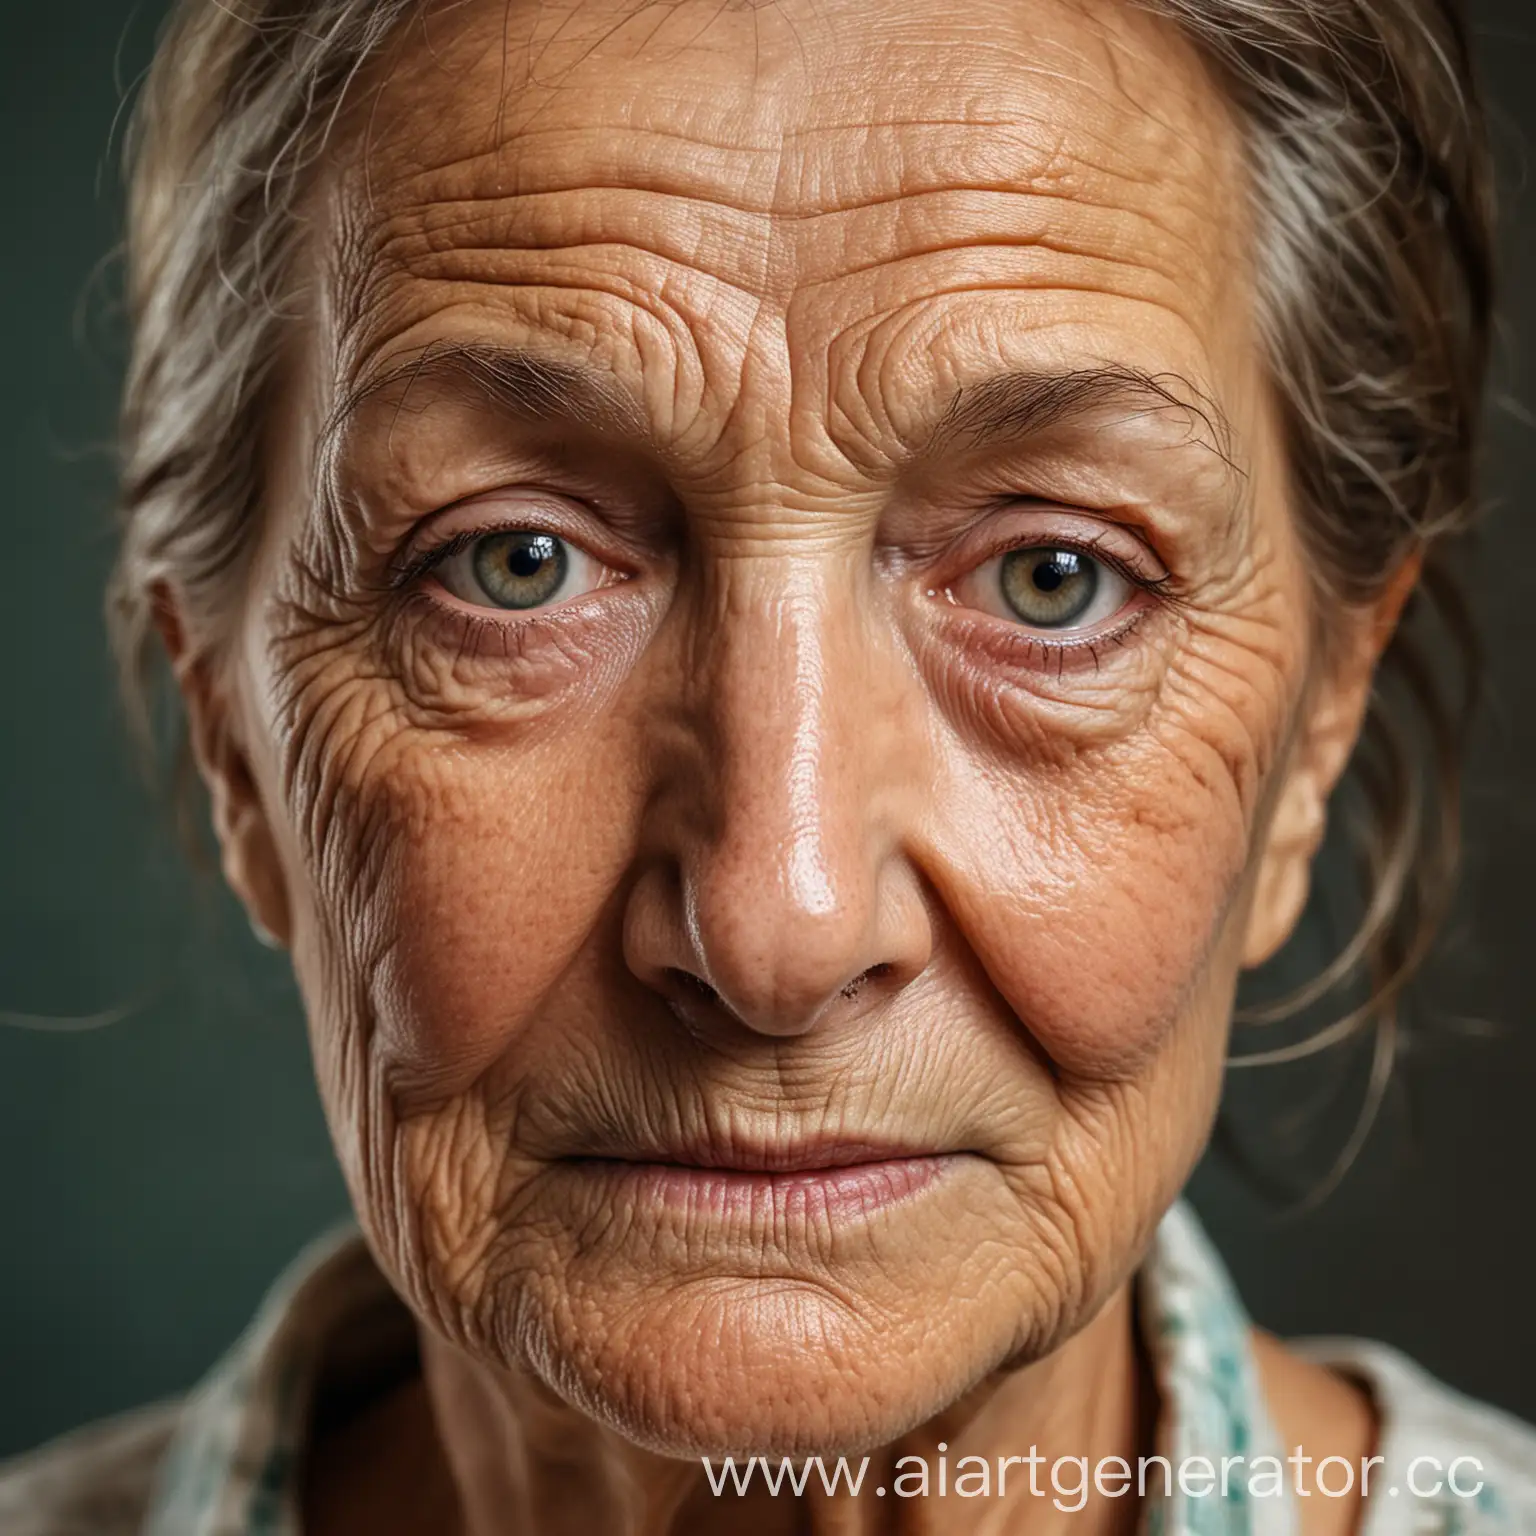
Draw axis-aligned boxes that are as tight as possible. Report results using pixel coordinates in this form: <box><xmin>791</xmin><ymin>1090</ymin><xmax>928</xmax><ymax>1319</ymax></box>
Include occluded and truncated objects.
<box><xmin>318</xmin><ymin>0</ymin><xmax>1254</xmax><ymax>467</ymax></box>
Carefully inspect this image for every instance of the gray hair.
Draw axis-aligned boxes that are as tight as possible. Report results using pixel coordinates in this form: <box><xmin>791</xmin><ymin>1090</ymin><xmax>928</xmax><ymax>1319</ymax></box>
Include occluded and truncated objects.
<box><xmin>109</xmin><ymin>0</ymin><xmax>1495</xmax><ymax>1098</ymax></box>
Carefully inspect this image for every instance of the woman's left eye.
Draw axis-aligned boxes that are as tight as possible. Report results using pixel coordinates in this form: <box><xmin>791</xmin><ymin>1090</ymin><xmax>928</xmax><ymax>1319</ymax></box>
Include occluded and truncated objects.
<box><xmin>430</xmin><ymin>529</ymin><xmax>610</xmax><ymax>612</ymax></box>
<box><xmin>949</xmin><ymin>546</ymin><xmax>1135</xmax><ymax>633</ymax></box>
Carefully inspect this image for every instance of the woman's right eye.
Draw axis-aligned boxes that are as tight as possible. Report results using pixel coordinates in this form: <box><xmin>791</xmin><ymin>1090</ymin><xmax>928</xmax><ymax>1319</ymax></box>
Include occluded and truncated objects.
<box><xmin>430</xmin><ymin>529</ymin><xmax>612</xmax><ymax>613</ymax></box>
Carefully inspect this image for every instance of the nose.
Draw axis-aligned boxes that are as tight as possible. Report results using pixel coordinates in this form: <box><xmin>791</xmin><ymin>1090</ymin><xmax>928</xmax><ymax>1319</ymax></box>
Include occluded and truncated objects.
<box><xmin>624</xmin><ymin>563</ymin><xmax>933</xmax><ymax>1040</ymax></box>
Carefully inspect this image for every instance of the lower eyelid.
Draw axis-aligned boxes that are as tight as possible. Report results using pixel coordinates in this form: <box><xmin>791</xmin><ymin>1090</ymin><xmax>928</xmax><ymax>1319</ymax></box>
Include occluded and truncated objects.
<box><xmin>930</xmin><ymin>582</ymin><xmax>1157</xmax><ymax>665</ymax></box>
<box><xmin>393</xmin><ymin>583</ymin><xmax>608</xmax><ymax>669</ymax></box>
<box><xmin>970</xmin><ymin>606</ymin><xmax>1151</xmax><ymax>673</ymax></box>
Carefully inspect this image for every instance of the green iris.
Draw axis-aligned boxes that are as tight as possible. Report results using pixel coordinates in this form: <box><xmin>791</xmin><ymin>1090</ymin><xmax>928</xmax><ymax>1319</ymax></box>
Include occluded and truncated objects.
<box><xmin>472</xmin><ymin>531</ymin><xmax>568</xmax><ymax>609</ymax></box>
<box><xmin>999</xmin><ymin>548</ymin><xmax>1098</xmax><ymax>627</ymax></box>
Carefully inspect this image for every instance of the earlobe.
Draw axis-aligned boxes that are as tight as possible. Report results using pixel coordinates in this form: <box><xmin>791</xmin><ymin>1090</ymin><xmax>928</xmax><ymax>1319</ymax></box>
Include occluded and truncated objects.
<box><xmin>1241</xmin><ymin>734</ymin><xmax>1331</xmax><ymax>970</ymax></box>
<box><xmin>151</xmin><ymin>583</ymin><xmax>293</xmax><ymax>950</ymax></box>
<box><xmin>214</xmin><ymin>770</ymin><xmax>293</xmax><ymax>950</ymax></box>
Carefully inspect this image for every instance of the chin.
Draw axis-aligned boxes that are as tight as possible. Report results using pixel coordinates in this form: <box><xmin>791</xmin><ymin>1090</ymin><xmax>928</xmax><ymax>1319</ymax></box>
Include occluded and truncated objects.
<box><xmin>519</xmin><ymin>1279</ymin><xmax>995</xmax><ymax>1460</ymax></box>
<box><xmin>466</xmin><ymin>1222</ymin><xmax>1069</xmax><ymax>1462</ymax></box>
<box><xmin>385</xmin><ymin>1150</ymin><xmax>1096</xmax><ymax>1460</ymax></box>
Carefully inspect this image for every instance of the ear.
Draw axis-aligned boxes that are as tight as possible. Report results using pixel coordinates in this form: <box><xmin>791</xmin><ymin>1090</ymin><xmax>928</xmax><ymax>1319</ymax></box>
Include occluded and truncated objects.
<box><xmin>153</xmin><ymin>584</ymin><xmax>293</xmax><ymax>950</ymax></box>
<box><xmin>1241</xmin><ymin>553</ymin><xmax>1422</xmax><ymax>969</ymax></box>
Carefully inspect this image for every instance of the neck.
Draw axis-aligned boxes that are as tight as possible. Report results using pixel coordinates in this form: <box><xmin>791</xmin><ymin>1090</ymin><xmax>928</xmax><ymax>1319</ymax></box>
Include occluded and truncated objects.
<box><xmin>412</xmin><ymin>1282</ymin><xmax>1152</xmax><ymax>1536</ymax></box>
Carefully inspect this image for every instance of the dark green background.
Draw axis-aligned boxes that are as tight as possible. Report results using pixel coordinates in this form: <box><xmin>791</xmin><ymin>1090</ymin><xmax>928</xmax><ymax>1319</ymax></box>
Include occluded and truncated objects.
<box><xmin>2</xmin><ymin>0</ymin><xmax>1534</xmax><ymax>1463</ymax></box>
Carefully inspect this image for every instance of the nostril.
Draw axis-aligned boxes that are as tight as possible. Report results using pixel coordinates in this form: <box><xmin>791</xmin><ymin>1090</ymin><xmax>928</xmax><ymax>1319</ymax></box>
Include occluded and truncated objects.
<box><xmin>666</xmin><ymin>967</ymin><xmax>721</xmax><ymax>1007</ymax></box>
<box><xmin>840</xmin><ymin>962</ymin><xmax>892</xmax><ymax>1002</ymax></box>
<box><xmin>660</xmin><ymin>962</ymin><xmax>897</xmax><ymax>1036</ymax></box>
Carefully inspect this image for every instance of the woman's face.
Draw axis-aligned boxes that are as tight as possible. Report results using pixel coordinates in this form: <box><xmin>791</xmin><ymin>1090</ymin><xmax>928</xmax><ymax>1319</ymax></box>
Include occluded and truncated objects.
<box><xmin>191</xmin><ymin>0</ymin><xmax>1386</xmax><ymax>1458</ymax></box>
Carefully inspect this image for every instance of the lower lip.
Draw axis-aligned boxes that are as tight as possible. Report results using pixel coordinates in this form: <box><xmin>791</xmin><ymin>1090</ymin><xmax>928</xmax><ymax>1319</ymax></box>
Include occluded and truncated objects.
<box><xmin>569</xmin><ymin>1155</ymin><xmax>954</xmax><ymax>1225</ymax></box>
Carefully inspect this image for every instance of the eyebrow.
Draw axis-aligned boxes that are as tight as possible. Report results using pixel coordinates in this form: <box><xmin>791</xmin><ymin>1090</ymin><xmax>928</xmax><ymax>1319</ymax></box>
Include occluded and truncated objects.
<box><xmin>327</xmin><ymin>343</ymin><xmax>1238</xmax><ymax>477</ymax></box>
<box><xmin>923</xmin><ymin>364</ymin><xmax>1239</xmax><ymax>469</ymax></box>
<box><xmin>324</xmin><ymin>340</ymin><xmax>654</xmax><ymax>459</ymax></box>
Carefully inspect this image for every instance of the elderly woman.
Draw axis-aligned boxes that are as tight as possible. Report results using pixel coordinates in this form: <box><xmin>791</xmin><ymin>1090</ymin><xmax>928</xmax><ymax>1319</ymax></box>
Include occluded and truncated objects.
<box><xmin>4</xmin><ymin>0</ymin><xmax>1534</xmax><ymax>1530</ymax></box>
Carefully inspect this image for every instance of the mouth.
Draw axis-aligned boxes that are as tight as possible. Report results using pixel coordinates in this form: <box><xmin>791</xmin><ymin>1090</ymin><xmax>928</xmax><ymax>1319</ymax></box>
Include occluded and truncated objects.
<box><xmin>562</xmin><ymin>1140</ymin><xmax>959</xmax><ymax>1224</ymax></box>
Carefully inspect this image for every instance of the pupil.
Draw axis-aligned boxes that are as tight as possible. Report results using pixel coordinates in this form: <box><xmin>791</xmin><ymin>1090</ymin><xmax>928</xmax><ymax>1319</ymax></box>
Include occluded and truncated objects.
<box><xmin>506</xmin><ymin>539</ymin><xmax>551</xmax><ymax>577</ymax></box>
<box><xmin>1034</xmin><ymin>560</ymin><xmax>1068</xmax><ymax>592</ymax></box>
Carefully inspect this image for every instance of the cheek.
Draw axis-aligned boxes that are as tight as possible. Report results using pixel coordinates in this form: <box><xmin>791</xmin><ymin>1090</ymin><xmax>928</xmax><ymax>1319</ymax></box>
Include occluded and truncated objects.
<box><xmin>929</xmin><ymin>720</ymin><xmax>1269</xmax><ymax>1082</ymax></box>
<box><xmin>365</xmin><ymin>736</ymin><xmax>646</xmax><ymax>1093</ymax></box>
<box><xmin>266</xmin><ymin>655</ymin><xmax>649</xmax><ymax>1102</ymax></box>
<box><xmin>273</xmin><ymin>696</ymin><xmax>650</xmax><ymax>1295</ymax></box>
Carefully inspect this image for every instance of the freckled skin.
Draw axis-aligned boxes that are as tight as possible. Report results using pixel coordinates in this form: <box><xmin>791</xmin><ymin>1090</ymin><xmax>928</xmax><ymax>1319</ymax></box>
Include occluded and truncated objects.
<box><xmin>176</xmin><ymin>0</ymin><xmax>1397</xmax><ymax>1528</ymax></box>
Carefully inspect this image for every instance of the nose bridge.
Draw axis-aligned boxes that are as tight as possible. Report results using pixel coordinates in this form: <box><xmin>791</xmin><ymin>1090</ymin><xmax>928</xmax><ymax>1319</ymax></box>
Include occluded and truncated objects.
<box><xmin>721</xmin><ymin>575</ymin><xmax>840</xmax><ymax>915</ymax></box>
<box><xmin>674</xmin><ymin>553</ymin><xmax>915</xmax><ymax>1033</ymax></box>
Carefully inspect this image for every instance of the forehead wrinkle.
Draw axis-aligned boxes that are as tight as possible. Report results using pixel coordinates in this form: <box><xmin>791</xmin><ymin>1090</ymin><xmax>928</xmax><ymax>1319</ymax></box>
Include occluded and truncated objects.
<box><xmin>326</xmin><ymin>0</ymin><xmax>1243</xmax><ymax>340</ymax></box>
<box><xmin>363</xmin><ymin>177</ymin><xmax>1199</xmax><ymax>269</ymax></box>
<box><xmin>356</xmin><ymin>0</ymin><xmax>1235</xmax><ymax>216</ymax></box>
<box><xmin>336</xmin><ymin>105</ymin><xmax>1236</xmax><ymax>357</ymax></box>
<box><xmin>792</xmin><ymin>218</ymin><xmax>1212</xmax><ymax>315</ymax></box>
<box><xmin>366</xmin><ymin>104</ymin><xmax>1215</xmax><ymax>231</ymax></box>
<box><xmin>308</xmin><ymin>0</ymin><xmax>1256</xmax><ymax>497</ymax></box>
<box><xmin>345</xmin><ymin>164</ymin><xmax>1221</xmax><ymax>357</ymax></box>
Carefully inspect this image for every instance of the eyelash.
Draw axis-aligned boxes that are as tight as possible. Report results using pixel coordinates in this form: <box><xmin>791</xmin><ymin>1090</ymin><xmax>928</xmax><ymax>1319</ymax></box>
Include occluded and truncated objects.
<box><xmin>388</xmin><ymin>525</ymin><xmax>532</xmax><ymax>590</ymax></box>
<box><xmin>944</xmin><ymin>524</ymin><xmax>1171</xmax><ymax>596</ymax></box>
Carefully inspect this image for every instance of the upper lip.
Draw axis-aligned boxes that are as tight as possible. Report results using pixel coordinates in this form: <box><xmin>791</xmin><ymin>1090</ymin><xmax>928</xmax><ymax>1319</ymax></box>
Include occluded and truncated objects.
<box><xmin>579</xmin><ymin>1138</ymin><xmax>943</xmax><ymax>1173</ymax></box>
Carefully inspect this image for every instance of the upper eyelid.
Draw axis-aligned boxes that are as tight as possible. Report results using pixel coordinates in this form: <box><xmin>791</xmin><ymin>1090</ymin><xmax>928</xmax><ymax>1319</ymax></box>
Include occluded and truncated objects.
<box><xmin>383</xmin><ymin>466</ymin><xmax>675</xmax><ymax>564</ymax></box>
<box><xmin>915</xmin><ymin>499</ymin><xmax>1172</xmax><ymax>575</ymax></box>
<box><xmin>388</xmin><ymin>507</ymin><xmax>619</xmax><ymax>589</ymax></box>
